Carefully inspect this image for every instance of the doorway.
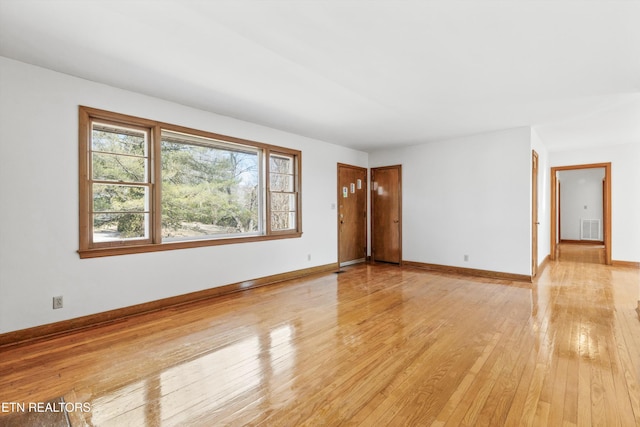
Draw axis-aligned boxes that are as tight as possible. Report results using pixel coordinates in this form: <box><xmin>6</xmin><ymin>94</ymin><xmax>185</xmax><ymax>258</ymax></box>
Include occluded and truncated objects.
<box><xmin>371</xmin><ymin>165</ymin><xmax>402</xmax><ymax>264</ymax></box>
<box><xmin>550</xmin><ymin>163</ymin><xmax>611</xmax><ymax>265</ymax></box>
<box><xmin>337</xmin><ymin>164</ymin><xmax>367</xmax><ymax>266</ymax></box>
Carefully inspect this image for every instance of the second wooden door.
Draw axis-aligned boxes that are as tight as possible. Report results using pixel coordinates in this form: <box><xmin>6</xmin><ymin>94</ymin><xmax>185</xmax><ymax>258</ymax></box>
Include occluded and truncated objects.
<box><xmin>371</xmin><ymin>165</ymin><xmax>401</xmax><ymax>264</ymax></box>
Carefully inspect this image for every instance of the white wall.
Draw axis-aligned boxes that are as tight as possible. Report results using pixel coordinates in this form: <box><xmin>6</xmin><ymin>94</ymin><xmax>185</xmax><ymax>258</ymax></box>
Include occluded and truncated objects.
<box><xmin>0</xmin><ymin>57</ymin><xmax>368</xmax><ymax>334</ymax></box>
<box><xmin>550</xmin><ymin>143</ymin><xmax>640</xmax><ymax>262</ymax></box>
<box><xmin>558</xmin><ymin>169</ymin><xmax>605</xmax><ymax>241</ymax></box>
<box><xmin>369</xmin><ymin>127</ymin><xmax>532</xmax><ymax>276</ymax></box>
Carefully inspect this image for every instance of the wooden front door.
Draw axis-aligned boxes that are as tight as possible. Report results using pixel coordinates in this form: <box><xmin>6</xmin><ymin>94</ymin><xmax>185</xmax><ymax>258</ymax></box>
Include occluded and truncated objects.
<box><xmin>338</xmin><ymin>164</ymin><xmax>367</xmax><ymax>266</ymax></box>
<box><xmin>371</xmin><ymin>165</ymin><xmax>401</xmax><ymax>264</ymax></box>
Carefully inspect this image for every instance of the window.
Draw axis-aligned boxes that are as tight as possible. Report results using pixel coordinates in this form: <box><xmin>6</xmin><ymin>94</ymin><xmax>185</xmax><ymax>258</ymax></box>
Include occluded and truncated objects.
<box><xmin>160</xmin><ymin>130</ymin><xmax>262</xmax><ymax>241</ymax></box>
<box><xmin>79</xmin><ymin>107</ymin><xmax>301</xmax><ymax>258</ymax></box>
<box><xmin>269</xmin><ymin>153</ymin><xmax>298</xmax><ymax>232</ymax></box>
<box><xmin>90</xmin><ymin>122</ymin><xmax>152</xmax><ymax>244</ymax></box>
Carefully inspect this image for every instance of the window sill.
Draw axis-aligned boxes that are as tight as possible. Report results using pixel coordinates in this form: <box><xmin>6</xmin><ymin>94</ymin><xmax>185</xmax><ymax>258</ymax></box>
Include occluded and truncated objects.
<box><xmin>78</xmin><ymin>232</ymin><xmax>303</xmax><ymax>259</ymax></box>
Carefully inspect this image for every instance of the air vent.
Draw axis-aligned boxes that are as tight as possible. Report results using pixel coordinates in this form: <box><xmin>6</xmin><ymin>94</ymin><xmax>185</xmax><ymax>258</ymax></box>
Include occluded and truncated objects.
<box><xmin>581</xmin><ymin>219</ymin><xmax>601</xmax><ymax>241</ymax></box>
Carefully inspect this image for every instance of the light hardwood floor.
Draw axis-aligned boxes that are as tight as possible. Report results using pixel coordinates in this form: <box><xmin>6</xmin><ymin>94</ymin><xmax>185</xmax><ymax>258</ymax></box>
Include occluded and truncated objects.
<box><xmin>0</xmin><ymin>244</ymin><xmax>638</xmax><ymax>426</ymax></box>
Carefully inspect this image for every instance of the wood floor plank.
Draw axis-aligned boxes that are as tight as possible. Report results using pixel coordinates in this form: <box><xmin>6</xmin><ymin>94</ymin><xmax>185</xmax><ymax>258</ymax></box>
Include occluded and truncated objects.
<box><xmin>577</xmin><ymin>327</ymin><xmax>593</xmax><ymax>427</ymax></box>
<box><xmin>613</xmin><ymin>311</ymin><xmax>640</xmax><ymax>426</ymax></box>
<box><xmin>502</xmin><ymin>344</ymin><xmax>537</xmax><ymax>427</ymax></box>
<box><xmin>518</xmin><ymin>287</ymin><xmax>558</xmax><ymax>426</ymax></box>
<box><xmin>474</xmin><ymin>318</ymin><xmax>538</xmax><ymax>427</ymax></box>
<box><xmin>562</xmin><ymin>311</ymin><xmax>579</xmax><ymax>426</ymax></box>
<box><xmin>0</xmin><ymin>244</ymin><xmax>637</xmax><ymax>426</ymax></box>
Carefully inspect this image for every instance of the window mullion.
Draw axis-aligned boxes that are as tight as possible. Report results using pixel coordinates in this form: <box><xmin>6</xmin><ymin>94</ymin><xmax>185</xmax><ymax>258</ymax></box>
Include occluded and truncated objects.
<box><xmin>92</xmin><ymin>180</ymin><xmax>152</xmax><ymax>187</ymax></box>
<box><xmin>265</xmin><ymin>148</ymin><xmax>272</xmax><ymax>235</ymax></box>
<box><xmin>91</xmin><ymin>150</ymin><xmax>147</xmax><ymax>159</ymax></box>
<box><xmin>152</xmin><ymin>126</ymin><xmax>162</xmax><ymax>244</ymax></box>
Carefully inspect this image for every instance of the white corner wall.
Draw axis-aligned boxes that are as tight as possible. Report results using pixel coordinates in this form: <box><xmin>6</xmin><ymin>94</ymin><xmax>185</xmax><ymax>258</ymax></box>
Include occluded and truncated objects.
<box><xmin>369</xmin><ymin>127</ymin><xmax>533</xmax><ymax>276</ymax></box>
<box><xmin>0</xmin><ymin>57</ymin><xmax>368</xmax><ymax>334</ymax></box>
<box><xmin>550</xmin><ymin>143</ymin><xmax>640</xmax><ymax>263</ymax></box>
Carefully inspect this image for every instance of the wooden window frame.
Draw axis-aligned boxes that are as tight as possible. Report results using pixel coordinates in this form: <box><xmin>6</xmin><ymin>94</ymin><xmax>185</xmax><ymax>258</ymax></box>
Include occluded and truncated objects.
<box><xmin>79</xmin><ymin>106</ymin><xmax>302</xmax><ymax>258</ymax></box>
<box><xmin>267</xmin><ymin>150</ymin><xmax>301</xmax><ymax>235</ymax></box>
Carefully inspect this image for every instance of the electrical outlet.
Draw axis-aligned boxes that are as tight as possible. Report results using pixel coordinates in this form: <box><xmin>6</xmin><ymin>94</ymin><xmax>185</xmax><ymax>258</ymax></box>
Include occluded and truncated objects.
<box><xmin>53</xmin><ymin>296</ymin><xmax>63</xmax><ymax>309</ymax></box>
<box><xmin>464</xmin><ymin>255</ymin><xmax>469</xmax><ymax>262</ymax></box>
<box><xmin>307</xmin><ymin>254</ymin><xmax>311</xmax><ymax>261</ymax></box>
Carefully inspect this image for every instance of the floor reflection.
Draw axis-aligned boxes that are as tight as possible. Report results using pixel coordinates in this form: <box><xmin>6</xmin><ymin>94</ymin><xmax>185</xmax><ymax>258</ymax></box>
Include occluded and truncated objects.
<box><xmin>86</xmin><ymin>320</ymin><xmax>301</xmax><ymax>426</ymax></box>
<box><xmin>336</xmin><ymin>264</ymin><xmax>407</xmax><ymax>352</ymax></box>
<box><xmin>533</xmin><ymin>245</ymin><xmax>615</xmax><ymax>365</ymax></box>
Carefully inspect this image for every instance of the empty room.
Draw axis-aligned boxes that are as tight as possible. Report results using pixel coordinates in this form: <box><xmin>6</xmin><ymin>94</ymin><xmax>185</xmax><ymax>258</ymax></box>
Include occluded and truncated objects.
<box><xmin>1</xmin><ymin>1</ymin><xmax>639</xmax><ymax>426</ymax></box>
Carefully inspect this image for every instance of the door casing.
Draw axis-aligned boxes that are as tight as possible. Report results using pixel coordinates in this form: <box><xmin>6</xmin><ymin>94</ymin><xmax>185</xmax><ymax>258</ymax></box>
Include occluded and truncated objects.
<box><xmin>550</xmin><ymin>162</ymin><xmax>611</xmax><ymax>265</ymax></box>
<box><xmin>532</xmin><ymin>150</ymin><xmax>539</xmax><ymax>277</ymax></box>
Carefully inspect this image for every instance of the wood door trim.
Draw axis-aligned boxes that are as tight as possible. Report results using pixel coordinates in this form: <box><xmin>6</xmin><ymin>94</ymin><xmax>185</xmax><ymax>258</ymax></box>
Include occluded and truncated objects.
<box><xmin>558</xmin><ymin>181</ymin><xmax>561</xmax><ymax>243</ymax></box>
<box><xmin>612</xmin><ymin>260</ymin><xmax>640</xmax><ymax>269</ymax></box>
<box><xmin>371</xmin><ymin>165</ymin><xmax>402</xmax><ymax>265</ymax></box>
<box><xmin>0</xmin><ymin>262</ymin><xmax>339</xmax><ymax>348</ymax></box>
<box><xmin>550</xmin><ymin>162</ymin><xmax>611</xmax><ymax>265</ymax></box>
<box><xmin>560</xmin><ymin>239</ymin><xmax>605</xmax><ymax>245</ymax></box>
<box><xmin>337</xmin><ymin>163</ymin><xmax>368</xmax><ymax>265</ymax></box>
<box><xmin>403</xmin><ymin>260</ymin><xmax>532</xmax><ymax>283</ymax></box>
<box><xmin>532</xmin><ymin>150</ymin><xmax>538</xmax><ymax>278</ymax></box>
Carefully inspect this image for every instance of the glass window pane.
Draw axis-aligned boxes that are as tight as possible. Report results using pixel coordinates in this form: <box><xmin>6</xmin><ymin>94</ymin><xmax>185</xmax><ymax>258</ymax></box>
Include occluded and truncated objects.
<box><xmin>93</xmin><ymin>213</ymin><xmax>149</xmax><ymax>241</ymax></box>
<box><xmin>270</xmin><ymin>173</ymin><xmax>294</xmax><ymax>192</ymax></box>
<box><xmin>93</xmin><ymin>184</ymin><xmax>148</xmax><ymax>212</ymax></box>
<box><xmin>92</xmin><ymin>127</ymin><xmax>146</xmax><ymax>156</ymax></box>
<box><xmin>271</xmin><ymin>192</ymin><xmax>296</xmax><ymax>212</ymax></box>
<box><xmin>271</xmin><ymin>212</ymin><xmax>296</xmax><ymax>231</ymax></box>
<box><xmin>92</xmin><ymin>152</ymin><xmax>146</xmax><ymax>183</ymax></box>
<box><xmin>270</xmin><ymin>154</ymin><xmax>293</xmax><ymax>174</ymax></box>
<box><xmin>161</xmin><ymin>137</ymin><xmax>260</xmax><ymax>241</ymax></box>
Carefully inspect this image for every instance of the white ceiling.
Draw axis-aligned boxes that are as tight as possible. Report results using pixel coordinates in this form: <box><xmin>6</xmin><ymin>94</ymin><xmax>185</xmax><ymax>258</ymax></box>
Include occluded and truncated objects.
<box><xmin>1</xmin><ymin>0</ymin><xmax>639</xmax><ymax>152</ymax></box>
